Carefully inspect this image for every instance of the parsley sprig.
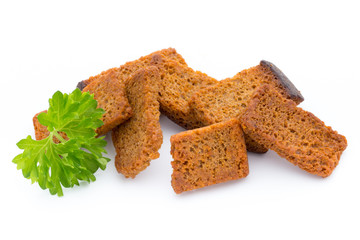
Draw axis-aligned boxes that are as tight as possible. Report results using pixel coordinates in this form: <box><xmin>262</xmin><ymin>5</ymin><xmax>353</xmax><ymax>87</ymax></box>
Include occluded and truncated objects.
<box><xmin>13</xmin><ymin>89</ymin><xmax>110</xmax><ymax>196</ymax></box>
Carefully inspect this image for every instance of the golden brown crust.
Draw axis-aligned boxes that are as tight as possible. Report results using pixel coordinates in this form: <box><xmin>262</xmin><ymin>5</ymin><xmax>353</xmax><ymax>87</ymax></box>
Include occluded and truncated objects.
<box><xmin>240</xmin><ymin>84</ymin><xmax>347</xmax><ymax>177</ymax></box>
<box><xmin>112</xmin><ymin>67</ymin><xmax>163</xmax><ymax>178</ymax></box>
<box><xmin>82</xmin><ymin>71</ymin><xmax>132</xmax><ymax>136</ymax></box>
<box><xmin>170</xmin><ymin>119</ymin><xmax>249</xmax><ymax>194</ymax></box>
<box><xmin>77</xmin><ymin>48</ymin><xmax>187</xmax><ymax>90</ymax></box>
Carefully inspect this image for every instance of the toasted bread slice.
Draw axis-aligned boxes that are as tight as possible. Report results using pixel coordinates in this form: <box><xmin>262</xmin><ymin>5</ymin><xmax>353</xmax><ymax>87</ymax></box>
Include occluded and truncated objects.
<box><xmin>189</xmin><ymin>60</ymin><xmax>304</xmax><ymax>153</ymax></box>
<box><xmin>112</xmin><ymin>67</ymin><xmax>163</xmax><ymax>178</ymax></box>
<box><xmin>82</xmin><ymin>71</ymin><xmax>132</xmax><ymax>136</ymax></box>
<box><xmin>170</xmin><ymin>118</ymin><xmax>249</xmax><ymax>194</ymax></box>
<box><xmin>240</xmin><ymin>84</ymin><xmax>347</xmax><ymax>177</ymax></box>
<box><xmin>76</xmin><ymin>48</ymin><xmax>187</xmax><ymax>90</ymax></box>
<box><xmin>77</xmin><ymin>48</ymin><xmax>217</xmax><ymax>130</ymax></box>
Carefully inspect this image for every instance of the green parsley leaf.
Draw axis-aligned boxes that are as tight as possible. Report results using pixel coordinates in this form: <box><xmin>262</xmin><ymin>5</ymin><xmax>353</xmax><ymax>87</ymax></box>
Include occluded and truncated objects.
<box><xmin>13</xmin><ymin>88</ymin><xmax>110</xmax><ymax>196</ymax></box>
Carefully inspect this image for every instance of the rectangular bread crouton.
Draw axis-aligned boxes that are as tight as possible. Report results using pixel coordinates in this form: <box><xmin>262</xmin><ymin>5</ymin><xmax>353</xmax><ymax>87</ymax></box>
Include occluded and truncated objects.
<box><xmin>82</xmin><ymin>71</ymin><xmax>132</xmax><ymax>136</ymax></box>
<box><xmin>112</xmin><ymin>67</ymin><xmax>163</xmax><ymax>178</ymax></box>
<box><xmin>76</xmin><ymin>47</ymin><xmax>187</xmax><ymax>90</ymax></box>
<box><xmin>33</xmin><ymin>70</ymin><xmax>132</xmax><ymax>139</ymax></box>
<box><xmin>170</xmin><ymin>118</ymin><xmax>249</xmax><ymax>194</ymax></box>
<box><xmin>77</xmin><ymin>48</ymin><xmax>217</xmax><ymax>130</ymax></box>
<box><xmin>189</xmin><ymin>60</ymin><xmax>304</xmax><ymax>153</ymax></box>
<box><xmin>240</xmin><ymin>84</ymin><xmax>347</xmax><ymax>177</ymax></box>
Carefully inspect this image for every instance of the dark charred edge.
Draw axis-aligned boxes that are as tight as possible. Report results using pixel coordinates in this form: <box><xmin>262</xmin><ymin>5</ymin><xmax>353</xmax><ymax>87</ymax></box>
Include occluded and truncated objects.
<box><xmin>260</xmin><ymin>60</ymin><xmax>304</xmax><ymax>104</ymax></box>
<box><xmin>76</xmin><ymin>80</ymin><xmax>88</xmax><ymax>91</ymax></box>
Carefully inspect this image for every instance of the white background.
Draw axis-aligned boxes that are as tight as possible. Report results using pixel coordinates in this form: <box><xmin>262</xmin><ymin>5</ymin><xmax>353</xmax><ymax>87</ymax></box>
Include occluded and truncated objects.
<box><xmin>0</xmin><ymin>1</ymin><xmax>359</xmax><ymax>239</ymax></box>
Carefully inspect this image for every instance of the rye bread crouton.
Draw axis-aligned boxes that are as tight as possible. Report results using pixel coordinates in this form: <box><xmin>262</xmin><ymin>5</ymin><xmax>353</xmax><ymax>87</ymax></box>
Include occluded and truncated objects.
<box><xmin>170</xmin><ymin>118</ymin><xmax>249</xmax><ymax>194</ymax></box>
<box><xmin>112</xmin><ymin>67</ymin><xmax>163</xmax><ymax>178</ymax></box>
<box><xmin>77</xmin><ymin>48</ymin><xmax>217</xmax><ymax>130</ymax></box>
<box><xmin>240</xmin><ymin>84</ymin><xmax>347</xmax><ymax>177</ymax></box>
<box><xmin>76</xmin><ymin>48</ymin><xmax>187</xmax><ymax>90</ymax></box>
<box><xmin>82</xmin><ymin>71</ymin><xmax>132</xmax><ymax>136</ymax></box>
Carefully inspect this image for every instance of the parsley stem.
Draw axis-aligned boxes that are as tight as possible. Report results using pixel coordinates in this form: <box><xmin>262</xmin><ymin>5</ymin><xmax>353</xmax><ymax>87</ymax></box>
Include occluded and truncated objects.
<box><xmin>53</xmin><ymin>131</ymin><xmax>66</xmax><ymax>143</ymax></box>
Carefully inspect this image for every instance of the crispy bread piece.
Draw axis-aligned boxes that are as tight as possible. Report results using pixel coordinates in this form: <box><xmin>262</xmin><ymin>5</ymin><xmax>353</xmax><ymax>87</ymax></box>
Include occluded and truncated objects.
<box><xmin>76</xmin><ymin>48</ymin><xmax>217</xmax><ymax>129</ymax></box>
<box><xmin>240</xmin><ymin>84</ymin><xmax>347</xmax><ymax>177</ymax></box>
<box><xmin>189</xmin><ymin>60</ymin><xmax>304</xmax><ymax>153</ymax></box>
<box><xmin>33</xmin><ymin>72</ymin><xmax>131</xmax><ymax>139</ymax></box>
<box><xmin>170</xmin><ymin>119</ymin><xmax>249</xmax><ymax>194</ymax></box>
<box><xmin>82</xmin><ymin>71</ymin><xmax>132</xmax><ymax>136</ymax></box>
<box><xmin>112</xmin><ymin>67</ymin><xmax>163</xmax><ymax>178</ymax></box>
<box><xmin>157</xmin><ymin>59</ymin><xmax>217</xmax><ymax>129</ymax></box>
<box><xmin>76</xmin><ymin>48</ymin><xmax>187</xmax><ymax>90</ymax></box>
